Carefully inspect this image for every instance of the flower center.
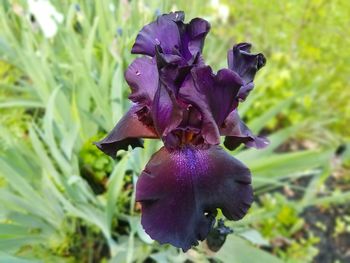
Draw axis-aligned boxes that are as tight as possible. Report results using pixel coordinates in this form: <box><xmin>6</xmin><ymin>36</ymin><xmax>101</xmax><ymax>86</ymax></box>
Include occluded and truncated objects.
<box><xmin>172</xmin><ymin>129</ymin><xmax>203</xmax><ymax>147</ymax></box>
<box><xmin>182</xmin><ymin>130</ymin><xmax>195</xmax><ymax>144</ymax></box>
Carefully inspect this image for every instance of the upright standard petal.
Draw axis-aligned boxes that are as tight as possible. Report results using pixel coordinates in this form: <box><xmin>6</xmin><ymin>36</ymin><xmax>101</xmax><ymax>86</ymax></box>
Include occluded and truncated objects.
<box><xmin>221</xmin><ymin>110</ymin><xmax>269</xmax><ymax>150</ymax></box>
<box><xmin>136</xmin><ymin>145</ymin><xmax>253</xmax><ymax>251</ymax></box>
<box><xmin>94</xmin><ymin>106</ymin><xmax>158</xmax><ymax>158</ymax></box>
<box><xmin>227</xmin><ymin>43</ymin><xmax>266</xmax><ymax>101</ymax></box>
<box><xmin>163</xmin><ymin>11</ymin><xmax>185</xmax><ymax>22</ymax></box>
<box><xmin>131</xmin><ymin>12</ymin><xmax>182</xmax><ymax>56</ymax></box>
<box><xmin>177</xmin><ymin>17</ymin><xmax>211</xmax><ymax>60</ymax></box>
<box><xmin>125</xmin><ymin>57</ymin><xmax>158</xmax><ymax>106</ymax></box>
<box><xmin>227</xmin><ymin>43</ymin><xmax>266</xmax><ymax>83</ymax></box>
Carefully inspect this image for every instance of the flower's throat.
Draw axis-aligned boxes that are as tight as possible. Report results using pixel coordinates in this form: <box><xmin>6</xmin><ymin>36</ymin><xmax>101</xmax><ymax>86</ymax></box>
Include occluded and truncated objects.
<box><xmin>173</xmin><ymin>130</ymin><xmax>202</xmax><ymax>147</ymax></box>
<box><xmin>182</xmin><ymin>131</ymin><xmax>195</xmax><ymax>144</ymax></box>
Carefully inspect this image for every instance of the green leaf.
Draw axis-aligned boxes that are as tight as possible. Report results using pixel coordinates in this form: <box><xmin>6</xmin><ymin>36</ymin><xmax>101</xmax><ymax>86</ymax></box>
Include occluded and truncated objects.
<box><xmin>0</xmin><ymin>224</ymin><xmax>32</xmax><ymax>237</ymax></box>
<box><xmin>0</xmin><ymin>99</ymin><xmax>44</xmax><ymax>109</ymax></box>
<box><xmin>246</xmin><ymin>149</ymin><xmax>333</xmax><ymax>189</ymax></box>
<box><xmin>238</xmin><ymin>229</ymin><xmax>270</xmax><ymax>246</ymax></box>
<box><xmin>0</xmin><ymin>252</ymin><xmax>39</xmax><ymax>263</ymax></box>
<box><xmin>247</xmin><ymin>95</ymin><xmax>294</xmax><ymax>134</ymax></box>
<box><xmin>215</xmin><ymin>235</ymin><xmax>282</xmax><ymax>263</ymax></box>
<box><xmin>106</xmin><ymin>155</ymin><xmax>129</xmax><ymax>231</ymax></box>
<box><xmin>0</xmin><ymin>237</ymin><xmax>42</xmax><ymax>253</ymax></box>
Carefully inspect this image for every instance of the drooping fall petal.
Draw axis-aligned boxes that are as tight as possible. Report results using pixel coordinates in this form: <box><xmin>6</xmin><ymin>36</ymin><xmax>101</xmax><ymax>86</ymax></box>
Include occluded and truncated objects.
<box><xmin>221</xmin><ymin>110</ymin><xmax>269</xmax><ymax>150</ymax></box>
<box><xmin>94</xmin><ymin>106</ymin><xmax>158</xmax><ymax>158</ymax></box>
<box><xmin>136</xmin><ymin>145</ymin><xmax>253</xmax><ymax>251</ymax></box>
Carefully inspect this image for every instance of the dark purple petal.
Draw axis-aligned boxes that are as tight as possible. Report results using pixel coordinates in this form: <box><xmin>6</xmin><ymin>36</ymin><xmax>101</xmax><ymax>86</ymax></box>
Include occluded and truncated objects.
<box><xmin>179</xmin><ymin>66</ymin><xmax>243</xmax><ymax>145</ymax></box>
<box><xmin>237</xmin><ymin>82</ymin><xmax>254</xmax><ymax>102</ymax></box>
<box><xmin>221</xmin><ymin>110</ymin><xmax>269</xmax><ymax>150</ymax></box>
<box><xmin>94</xmin><ymin>106</ymin><xmax>158</xmax><ymax>158</ymax></box>
<box><xmin>131</xmin><ymin>11</ymin><xmax>210</xmax><ymax>63</ymax></box>
<box><xmin>227</xmin><ymin>43</ymin><xmax>266</xmax><ymax>100</ymax></box>
<box><xmin>227</xmin><ymin>43</ymin><xmax>266</xmax><ymax>83</ymax></box>
<box><xmin>195</xmin><ymin>67</ymin><xmax>242</xmax><ymax>125</ymax></box>
<box><xmin>150</xmin><ymin>48</ymin><xmax>199</xmax><ymax>148</ymax></box>
<box><xmin>156</xmin><ymin>51</ymin><xmax>185</xmax><ymax>66</ymax></box>
<box><xmin>125</xmin><ymin>57</ymin><xmax>158</xmax><ymax>106</ymax></box>
<box><xmin>151</xmin><ymin>80</ymin><xmax>183</xmax><ymax>147</ymax></box>
<box><xmin>136</xmin><ymin>145</ymin><xmax>253</xmax><ymax>251</ymax></box>
<box><xmin>131</xmin><ymin>12</ymin><xmax>182</xmax><ymax>56</ymax></box>
<box><xmin>164</xmin><ymin>11</ymin><xmax>185</xmax><ymax>22</ymax></box>
<box><xmin>180</xmin><ymin>76</ymin><xmax>220</xmax><ymax>145</ymax></box>
<box><xmin>155</xmin><ymin>46</ymin><xmax>191</xmax><ymax>94</ymax></box>
<box><xmin>179</xmin><ymin>104</ymin><xmax>202</xmax><ymax>130</ymax></box>
<box><xmin>187</xmin><ymin>18</ymin><xmax>211</xmax><ymax>55</ymax></box>
<box><xmin>178</xmin><ymin>17</ymin><xmax>211</xmax><ymax>60</ymax></box>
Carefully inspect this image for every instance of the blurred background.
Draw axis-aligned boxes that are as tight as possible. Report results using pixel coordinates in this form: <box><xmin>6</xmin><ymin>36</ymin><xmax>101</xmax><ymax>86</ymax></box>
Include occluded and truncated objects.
<box><xmin>0</xmin><ymin>0</ymin><xmax>349</xmax><ymax>262</ymax></box>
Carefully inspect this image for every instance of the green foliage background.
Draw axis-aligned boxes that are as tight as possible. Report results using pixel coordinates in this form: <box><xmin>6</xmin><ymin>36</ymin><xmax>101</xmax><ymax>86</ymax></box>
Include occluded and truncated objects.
<box><xmin>0</xmin><ymin>0</ymin><xmax>349</xmax><ymax>262</ymax></box>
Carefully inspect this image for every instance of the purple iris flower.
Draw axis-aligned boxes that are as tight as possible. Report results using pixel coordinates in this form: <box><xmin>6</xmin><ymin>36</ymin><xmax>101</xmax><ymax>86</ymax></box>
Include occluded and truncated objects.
<box><xmin>95</xmin><ymin>11</ymin><xmax>267</xmax><ymax>251</ymax></box>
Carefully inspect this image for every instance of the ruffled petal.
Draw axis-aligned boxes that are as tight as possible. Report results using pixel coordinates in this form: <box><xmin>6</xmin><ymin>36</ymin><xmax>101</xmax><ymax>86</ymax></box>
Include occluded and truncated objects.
<box><xmin>164</xmin><ymin>11</ymin><xmax>185</xmax><ymax>22</ymax></box>
<box><xmin>131</xmin><ymin>12</ymin><xmax>182</xmax><ymax>56</ymax></box>
<box><xmin>125</xmin><ymin>57</ymin><xmax>158</xmax><ymax>106</ymax></box>
<box><xmin>136</xmin><ymin>145</ymin><xmax>253</xmax><ymax>251</ymax></box>
<box><xmin>178</xmin><ymin>17</ymin><xmax>211</xmax><ymax>60</ymax></box>
<box><xmin>227</xmin><ymin>43</ymin><xmax>266</xmax><ymax>101</ymax></box>
<box><xmin>227</xmin><ymin>43</ymin><xmax>266</xmax><ymax>83</ymax></box>
<box><xmin>187</xmin><ymin>18</ymin><xmax>210</xmax><ymax>55</ymax></box>
<box><xmin>221</xmin><ymin>110</ymin><xmax>269</xmax><ymax>150</ymax></box>
<box><xmin>94</xmin><ymin>106</ymin><xmax>158</xmax><ymax>158</ymax></box>
<box><xmin>155</xmin><ymin>46</ymin><xmax>192</xmax><ymax>94</ymax></box>
<box><xmin>131</xmin><ymin>11</ymin><xmax>210</xmax><ymax>63</ymax></box>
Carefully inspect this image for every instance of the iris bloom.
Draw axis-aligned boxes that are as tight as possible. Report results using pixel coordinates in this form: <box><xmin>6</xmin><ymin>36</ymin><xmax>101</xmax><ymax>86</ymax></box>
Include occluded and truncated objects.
<box><xmin>96</xmin><ymin>11</ymin><xmax>267</xmax><ymax>251</ymax></box>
